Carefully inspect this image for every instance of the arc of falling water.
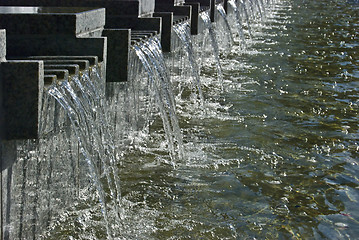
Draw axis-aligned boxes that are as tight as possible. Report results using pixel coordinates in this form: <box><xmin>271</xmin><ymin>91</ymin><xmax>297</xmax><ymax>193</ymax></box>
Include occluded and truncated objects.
<box><xmin>239</xmin><ymin>0</ymin><xmax>253</xmax><ymax>39</ymax></box>
<box><xmin>200</xmin><ymin>12</ymin><xmax>224</xmax><ymax>88</ymax></box>
<box><xmin>48</xmin><ymin>77</ymin><xmax>118</xmax><ymax>239</ymax></box>
<box><xmin>133</xmin><ymin>44</ymin><xmax>177</xmax><ymax>161</ymax></box>
<box><xmin>228</xmin><ymin>0</ymin><xmax>247</xmax><ymax>48</ymax></box>
<box><xmin>72</xmin><ymin>70</ymin><xmax>122</xmax><ymax>219</ymax></box>
<box><xmin>147</xmin><ymin>37</ymin><xmax>185</xmax><ymax>160</ymax></box>
<box><xmin>216</xmin><ymin>4</ymin><xmax>235</xmax><ymax>45</ymax></box>
<box><xmin>173</xmin><ymin>21</ymin><xmax>205</xmax><ymax>106</ymax></box>
<box><xmin>133</xmin><ymin>37</ymin><xmax>185</xmax><ymax>162</ymax></box>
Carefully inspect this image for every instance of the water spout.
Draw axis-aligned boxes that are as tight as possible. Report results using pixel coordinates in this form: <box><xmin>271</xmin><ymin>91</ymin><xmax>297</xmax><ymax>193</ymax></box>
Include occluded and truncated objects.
<box><xmin>216</xmin><ymin>4</ymin><xmax>235</xmax><ymax>46</ymax></box>
<box><xmin>48</xmin><ymin>83</ymin><xmax>115</xmax><ymax>239</ymax></box>
<box><xmin>200</xmin><ymin>11</ymin><xmax>224</xmax><ymax>87</ymax></box>
<box><xmin>173</xmin><ymin>21</ymin><xmax>205</xmax><ymax>106</ymax></box>
<box><xmin>228</xmin><ymin>0</ymin><xmax>246</xmax><ymax>48</ymax></box>
<box><xmin>239</xmin><ymin>0</ymin><xmax>253</xmax><ymax>39</ymax></box>
<box><xmin>133</xmin><ymin>37</ymin><xmax>184</xmax><ymax>163</ymax></box>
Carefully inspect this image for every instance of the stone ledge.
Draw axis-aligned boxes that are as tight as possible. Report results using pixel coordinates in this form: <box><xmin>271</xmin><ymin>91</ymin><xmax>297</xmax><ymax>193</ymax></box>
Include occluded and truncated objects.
<box><xmin>0</xmin><ymin>60</ymin><xmax>44</xmax><ymax>140</ymax></box>
<box><xmin>102</xmin><ymin>29</ymin><xmax>131</xmax><ymax>82</ymax></box>
<box><xmin>0</xmin><ymin>7</ymin><xmax>105</xmax><ymax>37</ymax></box>
<box><xmin>0</xmin><ymin>29</ymin><xmax>5</xmax><ymax>62</ymax></box>
<box><xmin>6</xmin><ymin>36</ymin><xmax>106</xmax><ymax>63</ymax></box>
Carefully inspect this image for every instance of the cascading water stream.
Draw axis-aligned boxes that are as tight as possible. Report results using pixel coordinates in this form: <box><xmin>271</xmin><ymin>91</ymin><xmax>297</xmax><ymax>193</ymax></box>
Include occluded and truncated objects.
<box><xmin>1</xmin><ymin>1</ymin><xmax>302</xmax><ymax>238</ymax></box>
<box><xmin>133</xmin><ymin>37</ymin><xmax>184</xmax><ymax>162</ymax></box>
<box><xmin>44</xmin><ymin>68</ymin><xmax>125</xmax><ymax>238</ymax></box>
<box><xmin>258</xmin><ymin>0</ymin><xmax>267</xmax><ymax>16</ymax></box>
<box><xmin>144</xmin><ymin>38</ymin><xmax>185</xmax><ymax>160</ymax></box>
<box><xmin>238</xmin><ymin>0</ymin><xmax>253</xmax><ymax>38</ymax></box>
<box><xmin>71</xmin><ymin>71</ymin><xmax>122</xmax><ymax>217</ymax></box>
<box><xmin>133</xmin><ymin>44</ymin><xmax>176</xmax><ymax>159</ymax></box>
<box><xmin>48</xmin><ymin>83</ymin><xmax>114</xmax><ymax>239</ymax></box>
<box><xmin>144</xmin><ymin>38</ymin><xmax>178</xmax><ymax>114</ymax></box>
<box><xmin>200</xmin><ymin>12</ymin><xmax>224</xmax><ymax>87</ymax></box>
<box><xmin>216</xmin><ymin>4</ymin><xmax>235</xmax><ymax>45</ymax></box>
<box><xmin>228</xmin><ymin>0</ymin><xmax>246</xmax><ymax>48</ymax></box>
<box><xmin>173</xmin><ymin>22</ymin><xmax>204</xmax><ymax>106</ymax></box>
<box><xmin>251</xmin><ymin>0</ymin><xmax>264</xmax><ymax>20</ymax></box>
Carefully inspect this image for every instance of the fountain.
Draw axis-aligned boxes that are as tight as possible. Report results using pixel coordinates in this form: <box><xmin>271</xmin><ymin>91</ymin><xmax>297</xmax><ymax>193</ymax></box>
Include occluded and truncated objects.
<box><xmin>0</xmin><ymin>0</ymin><xmax>242</xmax><ymax>238</ymax></box>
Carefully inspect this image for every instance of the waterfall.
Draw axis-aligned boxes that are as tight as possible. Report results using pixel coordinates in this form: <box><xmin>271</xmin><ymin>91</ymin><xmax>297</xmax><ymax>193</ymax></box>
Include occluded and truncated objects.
<box><xmin>173</xmin><ymin>21</ymin><xmax>204</xmax><ymax>106</ymax></box>
<box><xmin>48</xmin><ymin>82</ymin><xmax>115</xmax><ymax>239</ymax></box>
<box><xmin>228</xmin><ymin>0</ymin><xmax>246</xmax><ymax>48</ymax></box>
<box><xmin>71</xmin><ymin>70</ymin><xmax>122</xmax><ymax>219</ymax></box>
<box><xmin>238</xmin><ymin>0</ymin><xmax>253</xmax><ymax>38</ymax></box>
<box><xmin>1</xmin><ymin>67</ymin><xmax>123</xmax><ymax>239</ymax></box>
<box><xmin>216</xmin><ymin>4</ymin><xmax>235</xmax><ymax>46</ymax></box>
<box><xmin>133</xmin><ymin>37</ymin><xmax>184</xmax><ymax>162</ymax></box>
<box><xmin>200</xmin><ymin>12</ymin><xmax>224</xmax><ymax>86</ymax></box>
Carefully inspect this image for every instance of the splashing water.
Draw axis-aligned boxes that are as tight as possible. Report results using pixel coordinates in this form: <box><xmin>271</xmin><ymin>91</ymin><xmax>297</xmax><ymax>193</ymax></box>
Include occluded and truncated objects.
<box><xmin>200</xmin><ymin>11</ymin><xmax>224</xmax><ymax>87</ymax></box>
<box><xmin>238</xmin><ymin>0</ymin><xmax>253</xmax><ymax>38</ymax></box>
<box><xmin>216</xmin><ymin>4</ymin><xmax>235</xmax><ymax>46</ymax></box>
<box><xmin>71</xmin><ymin>72</ymin><xmax>122</xmax><ymax>218</ymax></box>
<box><xmin>48</xmin><ymin>83</ymin><xmax>114</xmax><ymax>239</ymax></box>
<box><xmin>228</xmin><ymin>0</ymin><xmax>246</xmax><ymax>48</ymax></box>
<box><xmin>173</xmin><ymin>21</ymin><xmax>204</xmax><ymax>106</ymax></box>
<box><xmin>133</xmin><ymin>37</ymin><xmax>184</xmax><ymax>162</ymax></box>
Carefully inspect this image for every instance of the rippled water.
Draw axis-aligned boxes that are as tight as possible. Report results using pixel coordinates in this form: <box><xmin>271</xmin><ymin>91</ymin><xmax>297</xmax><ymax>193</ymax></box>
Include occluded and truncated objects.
<box><xmin>118</xmin><ymin>0</ymin><xmax>359</xmax><ymax>239</ymax></box>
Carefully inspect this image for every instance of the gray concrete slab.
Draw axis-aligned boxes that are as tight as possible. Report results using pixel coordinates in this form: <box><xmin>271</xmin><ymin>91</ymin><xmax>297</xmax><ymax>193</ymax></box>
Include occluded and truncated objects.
<box><xmin>105</xmin><ymin>16</ymin><xmax>162</xmax><ymax>33</ymax></box>
<box><xmin>45</xmin><ymin>64</ymin><xmax>79</xmax><ymax>76</ymax></box>
<box><xmin>0</xmin><ymin>0</ymin><xmax>154</xmax><ymax>17</ymax></box>
<box><xmin>0</xmin><ymin>7</ymin><xmax>105</xmax><ymax>37</ymax></box>
<box><xmin>0</xmin><ymin>60</ymin><xmax>44</xmax><ymax>140</ymax></box>
<box><xmin>44</xmin><ymin>74</ymin><xmax>57</xmax><ymax>85</ymax></box>
<box><xmin>102</xmin><ymin>29</ymin><xmax>131</xmax><ymax>82</ymax></box>
<box><xmin>44</xmin><ymin>69</ymin><xmax>69</xmax><ymax>80</ymax></box>
<box><xmin>6</xmin><ymin>36</ymin><xmax>106</xmax><ymax>62</ymax></box>
<box><xmin>0</xmin><ymin>29</ymin><xmax>5</xmax><ymax>62</ymax></box>
<box><xmin>153</xmin><ymin>12</ymin><xmax>173</xmax><ymax>52</ymax></box>
<box><xmin>27</xmin><ymin>56</ymin><xmax>96</xmax><ymax>67</ymax></box>
<box><xmin>184</xmin><ymin>2</ymin><xmax>200</xmax><ymax>35</ymax></box>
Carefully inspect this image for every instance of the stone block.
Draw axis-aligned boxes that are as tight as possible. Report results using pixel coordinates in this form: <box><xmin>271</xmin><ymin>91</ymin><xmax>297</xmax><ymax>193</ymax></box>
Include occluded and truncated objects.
<box><xmin>130</xmin><ymin>30</ymin><xmax>157</xmax><ymax>44</ymax></box>
<box><xmin>155</xmin><ymin>4</ymin><xmax>192</xmax><ymax>17</ymax></box>
<box><xmin>0</xmin><ymin>60</ymin><xmax>44</xmax><ymax>140</ymax></box>
<box><xmin>186</xmin><ymin>0</ymin><xmax>214</xmax><ymax>21</ymax></box>
<box><xmin>185</xmin><ymin>0</ymin><xmax>211</xmax><ymax>7</ymax></box>
<box><xmin>153</xmin><ymin>12</ymin><xmax>173</xmax><ymax>52</ymax></box>
<box><xmin>105</xmin><ymin>16</ymin><xmax>162</xmax><ymax>33</ymax></box>
<box><xmin>6</xmin><ymin>36</ymin><xmax>106</xmax><ymax>63</ymax></box>
<box><xmin>0</xmin><ymin>0</ymin><xmax>154</xmax><ymax>17</ymax></box>
<box><xmin>85</xmin><ymin>1</ymin><xmax>142</xmax><ymax>17</ymax></box>
<box><xmin>44</xmin><ymin>74</ymin><xmax>57</xmax><ymax>84</ymax></box>
<box><xmin>102</xmin><ymin>29</ymin><xmax>131</xmax><ymax>82</ymax></box>
<box><xmin>0</xmin><ymin>7</ymin><xmax>105</xmax><ymax>37</ymax></box>
<box><xmin>184</xmin><ymin>2</ymin><xmax>200</xmax><ymax>35</ymax></box>
<box><xmin>155</xmin><ymin>0</ymin><xmax>185</xmax><ymax>7</ymax></box>
<box><xmin>0</xmin><ymin>29</ymin><xmax>5</xmax><ymax>62</ymax></box>
<box><xmin>44</xmin><ymin>69</ymin><xmax>69</xmax><ymax>80</ymax></box>
<box><xmin>32</xmin><ymin>59</ymin><xmax>90</xmax><ymax>71</ymax></box>
<box><xmin>27</xmin><ymin>56</ymin><xmax>96</xmax><ymax>68</ymax></box>
<box><xmin>44</xmin><ymin>64</ymin><xmax>79</xmax><ymax>76</ymax></box>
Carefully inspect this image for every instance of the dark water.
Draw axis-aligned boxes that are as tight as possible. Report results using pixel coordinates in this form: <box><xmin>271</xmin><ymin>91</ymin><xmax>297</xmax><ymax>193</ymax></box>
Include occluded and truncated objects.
<box><xmin>117</xmin><ymin>0</ymin><xmax>359</xmax><ymax>239</ymax></box>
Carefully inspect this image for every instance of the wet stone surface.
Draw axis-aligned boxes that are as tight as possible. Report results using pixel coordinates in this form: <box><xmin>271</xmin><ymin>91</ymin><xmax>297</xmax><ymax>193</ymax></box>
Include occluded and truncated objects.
<box><xmin>0</xmin><ymin>29</ymin><xmax>5</xmax><ymax>62</ymax></box>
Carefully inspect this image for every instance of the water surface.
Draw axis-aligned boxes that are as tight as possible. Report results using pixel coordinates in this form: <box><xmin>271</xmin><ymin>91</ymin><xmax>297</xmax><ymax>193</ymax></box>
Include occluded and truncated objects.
<box><xmin>118</xmin><ymin>0</ymin><xmax>359</xmax><ymax>239</ymax></box>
